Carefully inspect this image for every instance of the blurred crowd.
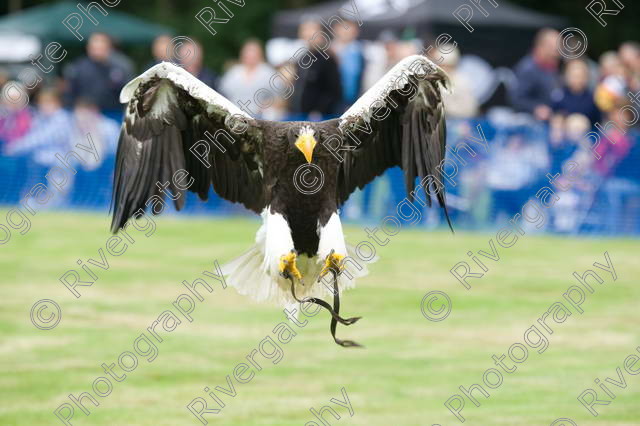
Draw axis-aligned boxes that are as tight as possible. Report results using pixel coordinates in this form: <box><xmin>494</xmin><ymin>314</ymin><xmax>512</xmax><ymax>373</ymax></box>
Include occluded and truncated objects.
<box><xmin>0</xmin><ymin>21</ymin><xmax>639</xmax><ymax>233</ymax></box>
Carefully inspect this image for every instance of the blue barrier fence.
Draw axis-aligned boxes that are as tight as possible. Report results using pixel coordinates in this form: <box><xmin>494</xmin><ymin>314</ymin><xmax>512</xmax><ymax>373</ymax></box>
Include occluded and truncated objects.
<box><xmin>1</xmin><ymin>119</ymin><xmax>639</xmax><ymax>236</ymax></box>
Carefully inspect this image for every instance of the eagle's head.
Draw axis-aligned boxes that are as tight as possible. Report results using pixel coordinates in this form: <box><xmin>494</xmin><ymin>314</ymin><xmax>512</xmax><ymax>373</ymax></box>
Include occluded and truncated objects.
<box><xmin>294</xmin><ymin>125</ymin><xmax>317</xmax><ymax>164</ymax></box>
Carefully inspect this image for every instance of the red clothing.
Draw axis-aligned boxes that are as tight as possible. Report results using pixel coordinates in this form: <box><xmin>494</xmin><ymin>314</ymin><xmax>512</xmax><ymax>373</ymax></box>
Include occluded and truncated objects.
<box><xmin>0</xmin><ymin>108</ymin><xmax>32</xmax><ymax>147</ymax></box>
<box><xmin>594</xmin><ymin>128</ymin><xmax>632</xmax><ymax>176</ymax></box>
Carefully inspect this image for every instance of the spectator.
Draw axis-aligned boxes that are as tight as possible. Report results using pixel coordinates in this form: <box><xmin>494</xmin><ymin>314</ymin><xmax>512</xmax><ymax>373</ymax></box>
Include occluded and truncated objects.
<box><xmin>593</xmin><ymin>105</ymin><xmax>633</xmax><ymax>178</ymax></box>
<box><xmin>6</xmin><ymin>88</ymin><xmax>71</xmax><ymax>162</ymax></box>
<box><xmin>262</xmin><ymin>63</ymin><xmax>294</xmax><ymax>121</ymax></box>
<box><xmin>551</xmin><ymin>59</ymin><xmax>601</xmax><ymax>125</ymax></box>
<box><xmin>0</xmin><ymin>81</ymin><xmax>32</xmax><ymax>149</ymax></box>
<box><xmin>598</xmin><ymin>51</ymin><xmax>624</xmax><ymax>80</ymax></box>
<box><xmin>546</xmin><ymin>114</ymin><xmax>591</xmax><ymax>233</ymax></box>
<box><xmin>602</xmin><ymin>136</ymin><xmax>640</xmax><ymax>234</ymax></box>
<box><xmin>596</xmin><ymin>102</ymin><xmax>640</xmax><ymax>233</ymax></box>
<box><xmin>548</xmin><ymin>113</ymin><xmax>587</xmax><ymax>174</ymax></box>
<box><xmin>6</xmin><ymin>90</ymin><xmax>119</xmax><ymax>207</ymax></box>
<box><xmin>7</xmin><ymin>91</ymin><xmax>118</xmax><ymax>167</ymax></box>
<box><xmin>289</xmin><ymin>18</ymin><xmax>342</xmax><ymax>120</ymax></box>
<box><xmin>381</xmin><ymin>30</ymin><xmax>403</xmax><ymax>66</ymax></box>
<box><xmin>219</xmin><ymin>39</ymin><xmax>276</xmax><ymax>118</ymax></box>
<box><xmin>5</xmin><ymin>88</ymin><xmax>73</xmax><ymax>206</ymax></box>
<box><xmin>146</xmin><ymin>34</ymin><xmax>173</xmax><ymax>69</ymax></box>
<box><xmin>594</xmin><ymin>61</ymin><xmax>628</xmax><ymax>114</ymax></box>
<box><xmin>619</xmin><ymin>41</ymin><xmax>640</xmax><ymax>91</ymax></box>
<box><xmin>439</xmin><ymin>44</ymin><xmax>479</xmax><ymax>119</ymax></box>
<box><xmin>71</xmin><ymin>98</ymin><xmax>120</xmax><ymax>170</ymax></box>
<box><xmin>110</xmin><ymin>51</ymin><xmax>135</xmax><ymax>86</ymax></box>
<box><xmin>362</xmin><ymin>30</ymin><xmax>398</xmax><ymax>91</ymax></box>
<box><xmin>64</xmin><ymin>33</ymin><xmax>133</xmax><ymax>119</ymax></box>
<box><xmin>486</xmin><ymin>129</ymin><xmax>549</xmax><ymax>221</ymax></box>
<box><xmin>509</xmin><ymin>28</ymin><xmax>561</xmax><ymax>120</ymax></box>
<box><xmin>180</xmin><ymin>39</ymin><xmax>218</xmax><ymax>90</ymax></box>
<box><xmin>332</xmin><ymin>19</ymin><xmax>365</xmax><ymax>110</ymax></box>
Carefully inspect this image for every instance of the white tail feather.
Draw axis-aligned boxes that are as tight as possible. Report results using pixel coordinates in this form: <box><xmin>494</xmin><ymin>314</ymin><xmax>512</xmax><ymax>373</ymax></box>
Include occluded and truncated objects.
<box><xmin>222</xmin><ymin>209</ymin><xmax>375</xmax><ymax>307</ymax></box>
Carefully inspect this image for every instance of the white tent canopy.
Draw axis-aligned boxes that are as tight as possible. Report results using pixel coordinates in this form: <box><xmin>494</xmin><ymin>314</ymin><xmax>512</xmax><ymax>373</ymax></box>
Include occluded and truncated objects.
<box><xmin>0</xmin><ymin>32</ymin><xmax>41</xmax><ymax>62</ymax></box>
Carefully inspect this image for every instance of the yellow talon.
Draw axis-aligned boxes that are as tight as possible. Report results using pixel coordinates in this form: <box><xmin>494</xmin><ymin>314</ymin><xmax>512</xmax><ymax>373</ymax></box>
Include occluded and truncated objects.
<box><xmin>320</xmin><ymin>251</ymin><xmax>345</xmax><ymax>278</ymax></box>
<box><xmin>280</xmin><ymin>251</ymin><xmax>302</xmax><ymax>280</ymax></box>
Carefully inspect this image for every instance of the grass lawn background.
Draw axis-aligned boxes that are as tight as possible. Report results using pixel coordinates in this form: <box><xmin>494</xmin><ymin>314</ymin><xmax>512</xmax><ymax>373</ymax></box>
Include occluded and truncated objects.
<box><xmin>1</xmin><ymin>211</ymin><xmax>639</xmax><ymax>425</ymax></box>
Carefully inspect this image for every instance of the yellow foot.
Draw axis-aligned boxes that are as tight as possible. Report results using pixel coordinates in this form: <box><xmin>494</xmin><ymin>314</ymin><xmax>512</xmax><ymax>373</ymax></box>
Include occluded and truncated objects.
<box><xmin>320</xmin><ymin>250</ymin><xmax>345</xmax><ymax>279</ymax></box>
<box><xmin>279</xmin><ymin>250</ymin><xmax>302</xmax><ymax>280</ymax></box>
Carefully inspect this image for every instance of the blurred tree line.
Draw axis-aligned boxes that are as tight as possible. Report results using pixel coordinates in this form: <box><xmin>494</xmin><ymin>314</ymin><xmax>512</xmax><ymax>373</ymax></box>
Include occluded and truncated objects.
<box><xmin>1</xmin><ymin>0</ymin><xmax>330</xmax><ymax>71</ymax></box>
<box><xmin>1</xmin><ymin>0</ymin><xmax>638</xmax><ymax>72</ymax></box>
<box><xmin>514</xmin><ymin>0</ymin><xmax>639</xmax><ymax>56</ymax></box>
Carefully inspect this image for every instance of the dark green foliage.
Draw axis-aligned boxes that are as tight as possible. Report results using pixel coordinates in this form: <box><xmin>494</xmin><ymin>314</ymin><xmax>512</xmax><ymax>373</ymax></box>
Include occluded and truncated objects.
<box><xmin>1</xmin><ymin>0</ymin><xmax>638</xmax><ymax>71</ymax></box>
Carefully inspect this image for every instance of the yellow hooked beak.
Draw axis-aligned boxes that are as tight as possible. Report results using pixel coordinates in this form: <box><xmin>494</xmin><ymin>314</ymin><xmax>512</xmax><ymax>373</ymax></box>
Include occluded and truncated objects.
<box><xmin>295</xmin><ymin>134</ymin><xmax>317</xmax><ymax>164</ymax></box>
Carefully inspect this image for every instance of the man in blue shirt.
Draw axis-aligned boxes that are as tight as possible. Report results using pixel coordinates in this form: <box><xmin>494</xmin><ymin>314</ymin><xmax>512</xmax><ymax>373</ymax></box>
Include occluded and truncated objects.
<box><xmin>332</xmin><ymin>19</ymin><xmax>365</xmax><ymax>112</ymax></box>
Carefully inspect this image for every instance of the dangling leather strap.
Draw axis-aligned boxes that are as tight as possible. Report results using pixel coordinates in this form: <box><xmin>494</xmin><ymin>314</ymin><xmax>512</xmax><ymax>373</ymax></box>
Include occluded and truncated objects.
<box><xmin>328</xmin><ymin>269</ymin><xmax>363</xmax><ymax>348</ymax></box>
<box><xmin>286</xmin><ymin>273</ymin><xmax>362</xmax><ymax>347</ymax></box>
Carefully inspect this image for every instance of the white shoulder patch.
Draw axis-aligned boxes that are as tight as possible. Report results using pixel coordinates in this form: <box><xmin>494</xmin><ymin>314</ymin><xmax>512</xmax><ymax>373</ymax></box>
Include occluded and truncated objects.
<box><xmin>339</xmin><ymin>55</ymin><xmax>449</xmax><ymax>129</ymax></box>
<box><xmin>119</xmin><ymin>61</ymin><xmax>253</xmax><ymax>120</ymax></box>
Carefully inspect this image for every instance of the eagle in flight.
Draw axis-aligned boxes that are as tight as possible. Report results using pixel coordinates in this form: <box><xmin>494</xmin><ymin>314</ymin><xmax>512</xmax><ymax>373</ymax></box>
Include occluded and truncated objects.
<box><xmin>111</xmin><ymin>55</ymin><xmax>451</xmax><ymax>346</ymax></box>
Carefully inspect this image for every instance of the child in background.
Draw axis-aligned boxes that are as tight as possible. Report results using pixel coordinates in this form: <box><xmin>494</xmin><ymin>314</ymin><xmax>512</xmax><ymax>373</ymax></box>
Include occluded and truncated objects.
<box><xmin>593</xmin><ymin>106</ymin><xmax>633</xmax><ymax>177</ymax></box>
<box><xmin>0</xmin><ymin>81</ymin><xmax>32</xmax><ymax>149</ymax></box>
<box><xmin>5</xmin><ymin>88</ymin><xmax>71</xmax><ymax>162</ymax></box>
<box><xmin>6</xmin><ymin>89</ymin><xmax>119</xmax><ymax>208</ymax></box>
<box><xmin>551</xmin><ymin>60</ymin><xmax>600</xmax><ymax>125</ymax></box>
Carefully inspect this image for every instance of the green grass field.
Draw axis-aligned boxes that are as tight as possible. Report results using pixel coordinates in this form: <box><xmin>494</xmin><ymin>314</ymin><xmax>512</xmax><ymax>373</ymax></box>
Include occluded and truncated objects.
<box><xmin>1</xmin><ymin>211</ymin><xmax>639</xmax><ymax>426</ymax></box>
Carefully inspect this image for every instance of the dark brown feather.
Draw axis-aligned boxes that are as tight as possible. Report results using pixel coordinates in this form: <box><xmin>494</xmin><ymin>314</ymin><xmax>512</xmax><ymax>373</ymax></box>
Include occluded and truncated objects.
<box><xmin>111</xmin><ymin>79</ymin><xmax>265</xmax><ymax>232</ymax></box>
<box><xmin>331</xmin><ymin>69</ymin><xmax>453</xmax><ymax>230</ymax></box>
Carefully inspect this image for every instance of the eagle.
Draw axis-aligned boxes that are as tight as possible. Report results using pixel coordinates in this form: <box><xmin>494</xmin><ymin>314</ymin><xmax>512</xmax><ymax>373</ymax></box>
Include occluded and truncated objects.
<box><xmin>111</xmin><ymin>55</ymin><xmax>451</xmax><ymax>347</ymax></box>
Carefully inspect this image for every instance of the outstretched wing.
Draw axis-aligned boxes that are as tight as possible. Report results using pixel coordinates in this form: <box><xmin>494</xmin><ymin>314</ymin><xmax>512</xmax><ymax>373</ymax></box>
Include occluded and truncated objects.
<box><xmin>111</xmin><ymin>62</ymin><xmax>265</xmax><ymax>232</ymax></box>
<box><xmin>334</xmin><ymin>55</ymin><xmax>452</xmax><ymax>227</ymax></box>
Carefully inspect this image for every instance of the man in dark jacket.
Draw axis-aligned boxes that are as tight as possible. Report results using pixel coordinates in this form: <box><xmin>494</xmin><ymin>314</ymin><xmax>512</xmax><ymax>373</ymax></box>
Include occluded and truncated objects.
<box><xmin>289</xmin><ymin>19</ymin><xmax>343</xmax><ymax>121</ymax></box>
<box><xmin>509</xmin><ymin>28</ymin><xmax>561</xmax><ymax>121</ymax></box>
<box><xmin>64</xmin><ymin>33</ymin><xmax>133</xmax><ymax>119</ymax></box>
